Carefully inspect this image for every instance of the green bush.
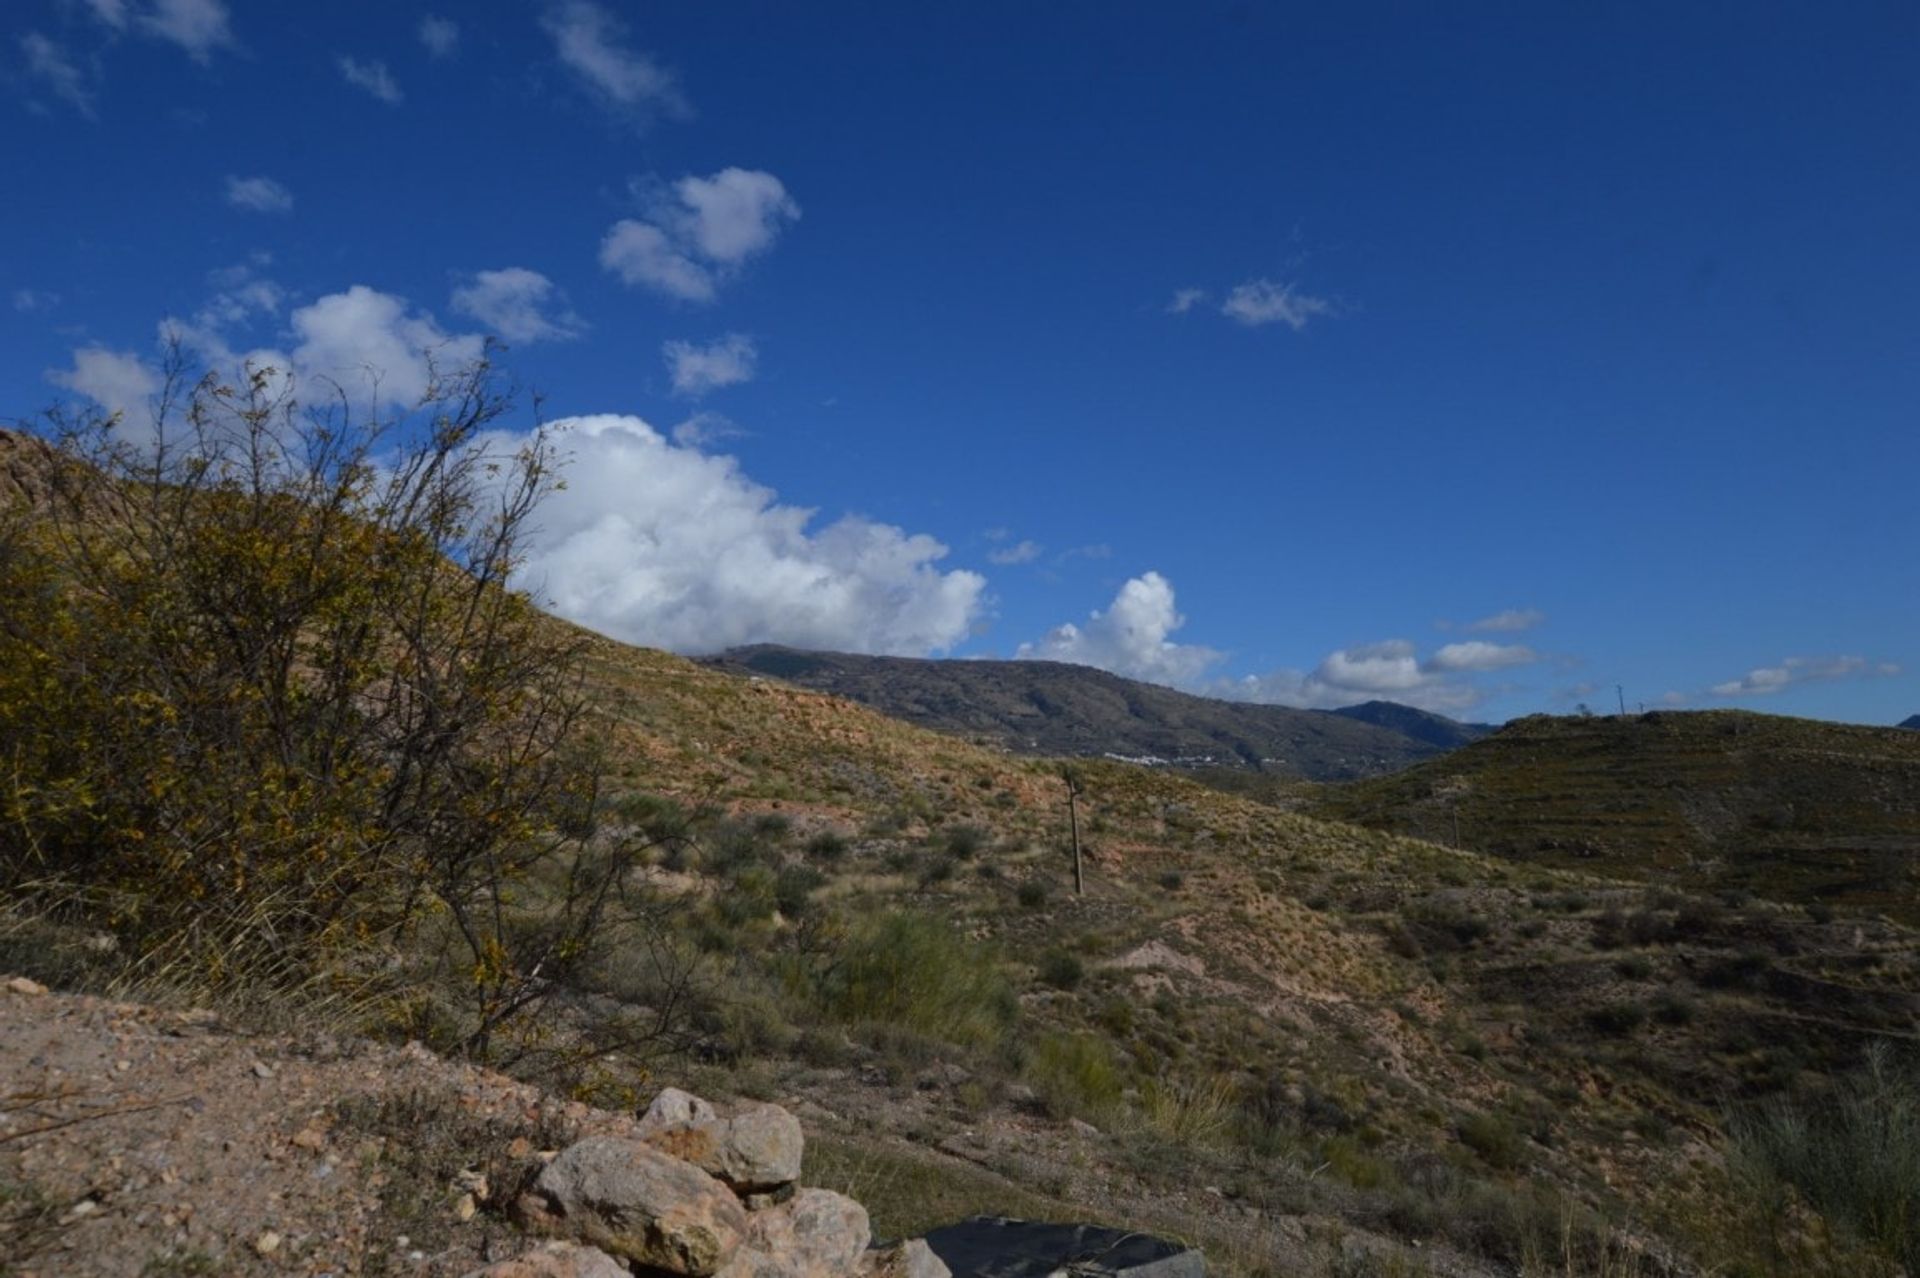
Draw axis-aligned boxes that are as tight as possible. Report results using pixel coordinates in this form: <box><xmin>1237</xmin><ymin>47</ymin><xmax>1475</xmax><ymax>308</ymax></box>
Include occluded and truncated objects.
<box><xmin>1016</xmin><ymin>881</ymin><xmax>1048</xmax><ymax>910</ymax></box>
<box><xmin>1024</xmin><ymin>1030</ymin><xmax>1123</xmax><ymax>1120</ymax></box>
<box><xmin>1457</xmin><ymin>1112</ymin><xmax>1526</xmax><ymax>1171</ymax></box>
<box><xmin>804</xmin><ymin>831</ymin><xmax>849</xmax><ymax>862</ymax></box>
<box><xmin>1037</xmin><ymin>949</ymin><xmax>1084</xmax><ymax>991</ymax></box>
<box><xmin>811</xmin><ymin>911</ymin><xmax>1015</xmax><ymax>1047</ymax></box>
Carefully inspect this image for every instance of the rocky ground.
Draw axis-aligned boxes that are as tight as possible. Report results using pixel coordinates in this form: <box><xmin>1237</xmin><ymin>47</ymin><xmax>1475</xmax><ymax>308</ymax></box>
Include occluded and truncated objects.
<box><xmin>0</xmin><ymin>978</ymin><xmax>929</xmax><ymax>1278</ymax></box>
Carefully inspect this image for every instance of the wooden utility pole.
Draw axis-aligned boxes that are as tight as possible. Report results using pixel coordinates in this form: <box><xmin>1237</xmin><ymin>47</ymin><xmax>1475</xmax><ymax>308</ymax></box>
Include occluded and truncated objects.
<box><xmin>1063</xmin><ymin>767</ymin><xmax>1084</xmax><ymax>895</ymax></box>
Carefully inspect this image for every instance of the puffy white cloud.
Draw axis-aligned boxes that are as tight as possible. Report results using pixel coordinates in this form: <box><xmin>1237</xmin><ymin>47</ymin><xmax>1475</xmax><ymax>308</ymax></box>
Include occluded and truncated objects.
<box><xmin>20</xmin><ymin>33</ymin><xmax>94</xmax><ymax>116</ymax></box>
<box><xmin>482</xmin><ymin>415</ymin><xmax>984</xmax><ymax>655</ymax></box>
<box><xmin>288</xmin><ymin>285</ymin><xmax>483</xmax><ymax>405</ymax></box>
<box><xmin>600</xmin><ymin>168</ymin><xmax>800</xmax><ymax>302</ymax></box>
<box><xmin>224</xmin><ymin>174</ymin><xmax>292</xmax><ymax>213</ymax></box>
<box><xmin>542</xmin><ymin>0</ymin><xmax>687</xmax><ymax>122</ymax></box>
<box><xmin>1220</xmin><ymin>278</ymin><xmax>1333</xmax><ymax>330</ymax></box>
<box><xmin>1709</xmin><ymin>655</ymin><xmax>1900</xmax><ymax>698</ymax></box>
<box><xmin>663</xmin><ymin>333</ymin><xmax>756</xmax><ymax>397</ymax></box>
<box><xmin>47</xmin><ymin>346</ymin><xmax>161</xmax><ymax>424</ymax></box>
<box><xmin>1166</xmin><ymin>288</ymin><xmax>1208</xmax><ymax>315</ymax></box>
<box><xmin>987</xmin><ymin>540</ymin><xmax>1042</xmax><ymax>566</ymax></box>
<box><xmin>1427</xmin><ymin>640</ymin><xmax>1538</xmax><ymax>673</ymax></box>
<box><xmin>418</xmin><ymin>16</ymin><xmax>459</xmax><ymax>59</ymax></box>
<box><xmin>338</xmin><ymin>57</ymin><xmax>402</xmax><ymax>104</ymax></box>
<box><xmin>1230</xmin><ymin>641</ymin><xmax>1487</xmax><ymax>715</ymax></box>
<box><xmin>450</xmin><ymin>268</ymin><xmax>584</xmax><ymax>345</ymax></box>
<box><xmin>1018</xmin><ymin>572</ymin><xmax>1223</xmax><ymax>687</ymax></box>
<box><xmin>1466</xmin><ymin>607</ymin><xmax>1545</xmax><ymax>633</ymax></box>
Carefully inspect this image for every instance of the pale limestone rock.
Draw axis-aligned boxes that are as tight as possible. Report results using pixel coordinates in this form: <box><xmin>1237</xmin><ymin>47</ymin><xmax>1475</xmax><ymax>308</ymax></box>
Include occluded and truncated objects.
<box><xmin>643</xmin><ymin>1101</ymin><xmax>804</xmax><ymax>1193</ymax></box>
<box><xmin>462</xmin><ymin>1240</ymin><xmax>633</xmax><ymax>1278</ymax></box>
<box><xmin>533</xmin><ymin>1136</ymin><xmax>748</xmax><ymax>1275</ymax></box>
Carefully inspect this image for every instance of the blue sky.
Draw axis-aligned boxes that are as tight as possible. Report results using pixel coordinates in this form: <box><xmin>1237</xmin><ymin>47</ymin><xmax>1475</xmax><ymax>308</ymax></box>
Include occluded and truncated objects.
<box><xmin>5</xmin><ymin>1</ymin><xmax>1916</xmax><ymax>724</ymax></box>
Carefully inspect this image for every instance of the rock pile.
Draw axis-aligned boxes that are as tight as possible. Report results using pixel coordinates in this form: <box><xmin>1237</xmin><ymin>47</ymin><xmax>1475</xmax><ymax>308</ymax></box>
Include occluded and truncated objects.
<box><xmin>472</xmin><ymin>1088</ymin><xmax>949</xmax><ymax>1278</ymax></box>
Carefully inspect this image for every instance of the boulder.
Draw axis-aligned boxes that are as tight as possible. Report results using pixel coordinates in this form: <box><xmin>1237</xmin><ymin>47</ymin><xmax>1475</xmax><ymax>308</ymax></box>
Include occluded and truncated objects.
<box><xmin>643</xmin><ymin>1100</ymin><xmax>804</xmax><ymax>1194</ymax></box>
<box><xmin>532</xmin><ymin>1135</ymin><xmax>749</xmax><ymax>1275</ymax></box>
<box><xmin>638</xmin><ymin>1087</ymin><xmax>721</xmax><ymax>1135</ymax></box>
<box><xmin>735</xmin><ymin>1188</ymin><xmax>870</xmax><ymax>1278</ymax></box>
<box><xmin>463</xmin><ymin>1241</ymin><xmax>633</xmax><ymax>1278</ymax></box>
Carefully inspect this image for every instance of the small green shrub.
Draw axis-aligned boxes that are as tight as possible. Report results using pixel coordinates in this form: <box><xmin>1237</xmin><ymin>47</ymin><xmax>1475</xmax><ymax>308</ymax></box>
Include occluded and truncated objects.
<box><xmin>1457</xmin><ymin>1112</ymin><xmax>1526</xmax><ymax>1171</ymax></box>
<box><xmin>1025</xmin><ymin>1031</ymin><xmax>1124</xmax><ymax>1120</ymax></box>
<box><xmin>1586</xmin><ymin>1002</ymin><xmax>1647</xmax><ymax>1036</ymax></box>
<box><xmin>804</xmin><ymin>831</ymin><xmax>849</xmax><ymax>862</ymax></box>
<box><xmin>1037</xmin><ymin>949</ymin><xmax>1084</xmax><ymax>991</ymax></box>
<box><xmin>1017</xmin><ymin>881</ymin><xmax>1048</xmax><ymax>910</ymax></box>
<box><xmin>811</xmin><ymin>911</ymin><xmax>1015</xmax><ymax>1047</ymax></box>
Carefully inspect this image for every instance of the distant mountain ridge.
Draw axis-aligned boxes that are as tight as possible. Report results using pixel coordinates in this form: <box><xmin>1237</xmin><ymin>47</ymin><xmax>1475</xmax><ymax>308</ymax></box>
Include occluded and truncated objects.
<box><xmin>699</xmin><ymin>645</ymin><xmax>1491</xmax><ymax>780</ymax></box>
<box><xmin>1902</xmin><ymin>714</ymin><xmax>1920</xmax><ymax>731</ymax></box>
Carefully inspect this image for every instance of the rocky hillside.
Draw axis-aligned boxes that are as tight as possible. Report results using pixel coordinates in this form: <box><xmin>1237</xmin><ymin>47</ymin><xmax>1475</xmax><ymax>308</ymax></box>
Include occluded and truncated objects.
<box><xmin>699</xmin><ymin>645</ymin><xmax>1488</xmax><ymax>781</ymax></box>
<box><xmin>1307</xmin><ymin>709</ymin><xmax>1920</xmax><ymax>920</ymax></box>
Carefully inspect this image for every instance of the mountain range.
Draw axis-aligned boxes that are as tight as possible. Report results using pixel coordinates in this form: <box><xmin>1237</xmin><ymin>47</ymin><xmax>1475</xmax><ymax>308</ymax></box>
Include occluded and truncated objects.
<box><xmin>700</xmin><ymin>644</ymin><xmax>1490</xmax><ymax>781</ymax></box>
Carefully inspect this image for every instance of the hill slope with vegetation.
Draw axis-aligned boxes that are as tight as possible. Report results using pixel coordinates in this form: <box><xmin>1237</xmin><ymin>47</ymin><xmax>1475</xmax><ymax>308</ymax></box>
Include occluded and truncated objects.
<box><xmin>5</xmin><ymin>405</ymin><xmax>1920</xmax><ymax>1278</ymax></box>
<box><xmin>700</xmin><ymin>644</ymin><xmax>1488</xmax><ymax>780</ymax></box>
<box><xmin>1306</xmin><ymin>710</ymin><xmax>1920</xmax><ymax>922</ymax></box>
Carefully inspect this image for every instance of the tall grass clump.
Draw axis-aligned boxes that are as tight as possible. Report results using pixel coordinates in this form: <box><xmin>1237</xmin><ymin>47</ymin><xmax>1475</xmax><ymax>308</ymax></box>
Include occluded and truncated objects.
<box><xmin>808</xmin><ymin>911</ymin><xmax>1016</xmax><ymax>1048</ymax></box>
<box><xmin>1730</xmin><ymin>1041</ymin><xmax>1920</xmax><ymax>1273</ymax></box>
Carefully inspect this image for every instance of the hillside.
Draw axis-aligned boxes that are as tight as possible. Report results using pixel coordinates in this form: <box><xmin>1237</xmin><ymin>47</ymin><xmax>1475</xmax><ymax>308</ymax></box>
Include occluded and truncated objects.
<box><xmin>7</xmin><ymin>430</ymin><xmax>1920</xmax><ymax>1276</ymax></box>
<box><xmin>1901</xmin><ymin>714</ymin><xmax>1920</xmax><ymax>730</ymax></box>
<box><xmin>699</xmin><ymin>645</ymin><xmax>1489</xmax><ymax>781</ymax></box>
<box><xmin>1307</xmin><ymin>710</ymin><xmax>1920</xmax><ymax>920</ymax></box>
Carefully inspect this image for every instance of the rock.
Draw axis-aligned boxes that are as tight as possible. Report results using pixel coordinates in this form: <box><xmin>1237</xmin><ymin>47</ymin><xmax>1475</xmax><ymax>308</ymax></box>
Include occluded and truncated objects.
<box><xmin>643</xmin><ymin>1102</ymin><xmax>804</xmax><ymax>1193</ymax></box>
<box><xmin>254</xmin><ymin>1230</ymin><xmax>282</xmax><ymax>1256</ymax></box>
<box><xmin>739</xmin><ymin>1188</ymin><xmax>870</xmax><ymax>1278</ymax></box>
<box><xmin>463</xmin><ymin>1241</ymin><xmax>634</xmax><ymax>1278</ymax></box>
<box><xmin>860</xmin><ymin>1239</ymin><xmax>951</xmax><ymax>1278</ymax></box>
<box><xmin>637</xmin><ymin>1087</ymin><xmax>720</xmax><ymax>1135</ymax></box>
<box><xmin>5</xmin><ymin>976</ymin><xmax>48</xmax><ymax>996</ymax></box>
<box><xmin>533</xmin><ymin>1136</ymin><xmax>749</xmax><ymax>1275</ymax></box>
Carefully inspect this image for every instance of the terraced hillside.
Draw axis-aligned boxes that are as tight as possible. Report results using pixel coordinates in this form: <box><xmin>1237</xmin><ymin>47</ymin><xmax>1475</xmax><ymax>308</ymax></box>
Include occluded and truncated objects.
<box><xmin>1308</xmin><ymin>710</ymin><xmax>1920</xmax><ymax>921</ymax></box>
<box><xmin>700</xmin><ymin>644</ymin><xmax>1489</xmax><ymax>780</ymax></box>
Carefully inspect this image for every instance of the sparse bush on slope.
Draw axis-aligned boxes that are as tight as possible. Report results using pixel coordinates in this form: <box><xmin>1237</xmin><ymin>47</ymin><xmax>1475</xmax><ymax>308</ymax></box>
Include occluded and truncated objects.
<box><xmin>0</xmin><ymin>349</ymin><xmax>658</xmax><ymax>1058</ymax></box>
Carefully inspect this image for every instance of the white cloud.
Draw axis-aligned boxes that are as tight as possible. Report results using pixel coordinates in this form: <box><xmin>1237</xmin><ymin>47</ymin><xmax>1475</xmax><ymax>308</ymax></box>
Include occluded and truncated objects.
<box><xmin>670</xmin><ymin>411</ymin><xmax>744</xmax><ymax>449</ymax></box>
<box><xmin>662</xmin><ymin>333</ymin><xmax>756</xmax><ymax>397</ymax></box>
<box><xmin>1708</xmin><ymin>655</ymin><xmax>1901</xmax><ymax>698</ymax></box>
<box><xmin>1466</xmin><ymin>607</ymin><xmax>1545</xmax><ymax>633</ymax></box>
<box><xmin>1167</xmin><ymin>288</ymin><xmax>1208</xmax><ymax>315</ymax></box>
<box><xmin>1230</xmin><ymin>641</ymin><xmax>1486</xmax><ymax>715</ymax></box>
<box><xmin>20</xmin><ymin>33</ymin><xmax>94</xmax><ymax>116</ymax></box>
<box><xmin>450</xmin><ymin>268</ymin><xmax>584</xmax><ymax>345</ymax></box>
<box><xmin>288</xmin><ymin>285</ymin><xmax>483</xmax><ymax>405</ymax></box>
<box><xmin>600</xmin><ymin>168</ymin><xmax>800</xmax><ymax>302</ymax></box>
<box><xmin>481</xmin><ymin>415</ymin><xmax>985</xmax><ymax>656</ymax></box>
<box><xmin>224</xmin><ymin>174</ymin><xmax>292</xmax><ymax>214</ymax></box>
<box><xmin>12</xmin><ymin>288</ymin><xmax>60</xmax><ymax>313</ymax></box>
<box><xmin>542</xmin><ymin>0</ymin><xmax>687</xmax><ymax>122</ymax></box>
<box><xmin>1220</xmin><ymin>278</ymin><xmax>1333</xmax><ymax>330</ymax></box>
<box><xmin>418</xmin><ymin>16</ymin><xmax>459</xmax><ymax>59</ymax></box>
<box><xmin>47</xmin><ymin>346</ymin><xmax>161</xmax><ymax>424</ymax></box>
<box><xmin>82</xmin><ymin>0</ymin><xmax>129</xmax><ymax>26</ymax></box>
<box><xmin>1426</xmin><ymin>641</ymin><xmax>1538</xmax><ymax>673</ymax></box>
<box><xmin>1018</xmin><ymin>572</ymin><xmax>1222</xmax><ymax>687</ymax></box>
<box><xmin>138</xmin><ymin>0</ymin><xmax>231</xmax><ymax>62</ymax></box>
<box><xmin>338</xmin><ymin>56</ymin><xmax>402</xmax><ymax>104</ymax></box>
<box><xmin>988</xmin><ymin>540</ymin><xmax>1042</xmax><ymax>566</ymax></box>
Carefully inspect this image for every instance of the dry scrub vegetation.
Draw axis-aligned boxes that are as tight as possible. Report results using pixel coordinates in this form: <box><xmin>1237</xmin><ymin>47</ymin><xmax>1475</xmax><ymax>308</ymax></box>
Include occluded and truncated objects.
<box><xmin>5</xmin><ymin>354</ymin><xmax>1920</xmax><ymax>1277</ymax></box>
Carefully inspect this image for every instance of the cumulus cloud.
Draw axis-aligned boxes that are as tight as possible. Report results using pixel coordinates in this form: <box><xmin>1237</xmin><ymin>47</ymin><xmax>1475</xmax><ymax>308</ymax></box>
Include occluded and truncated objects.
<box><xmin>338</xmin><ymin>57</ymin><xmax>402</xmax><ymax>104</ymax></box>
<box><xmin>663</xmin><ymin>333</ymin><xmax>756</xmax><ymax>397</ymax></box>
<box><xmin>449</xmin><ymin>268</ymin><xmax>584</xmax><ymax>344</ymax></box>
<box><xmin>85</xmin><ymin>0</ymin><xmax>232</xmax><ymax>62</ymax></box>
<box><xmin>1220</xmin><ymin>278</ymin><xmax>1334</xmax><ymax>330</ymax></box>
<box><xmin>482</xmin><ymin>414</ymin><xmax>984</xmax><ymax>655</ymax></box>
<box><xmin>47</xmin><ymin>346</ymin><xmax>161</xmax><ymax>424</ymax></box>
<box><xmin>600</xmin><ymin>169</ymin><xmax>800</xmax><ymax>302</ymax></box>
<box><xmin>1466</xmin><ymin>607</ymin><xmax>1545</xmax><ymax>633</ymax></box>
<box><xmin>1018</xmin><ymin>572</ymin><xmax>1223</xmax><ymax>687</ymax></box>
<box><xmin>418</xmin><ymin>16</ymin><xmax>458</xmax><ymax>59</ymax></box>
<box><xmin>987</xmin><ymin>540</ymin><xmax>1042</xmax><ymax>566</ymax></box>
<box><xmin>1167</xmin><ymin>288</ymin><xmax>1208</xmax><ymax>315</ymax></box>
<box><xmin>1230</xmin><ymin>641</ymin><xmax>1485</xmax><ymax>714</ymax></box>
<box><xmin>20</xmin><ymin>33</ymin><xmax>94</xmax><ymax>115</ymax></box>
<box><xmin>1426</xmin><ymin>641</ymin><xmax>1538</xmax><ymax>673</ymax></box>
<box><xmin>1708</xmin><ymin>655</ymin><xmax>1901</xmax><ymax>698</ymax></box>
<box><xmin>288</xmin><ymin>285</ymin><xmax>483</xmax><ymax>404</ymax></box>
<box><xmin>542</xmin><ymin>0</ymin><xmax>687</xmax><ymax>123</ymax></box>
<box><xmin>670</xmin><ymin>411</ymin><xmax>745</xmax><ymax>449</ymax></box>
<box><xmin>224</xmin><ymin>174</ymin><xmax>292</xmax><ymax>213</ymax></box>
